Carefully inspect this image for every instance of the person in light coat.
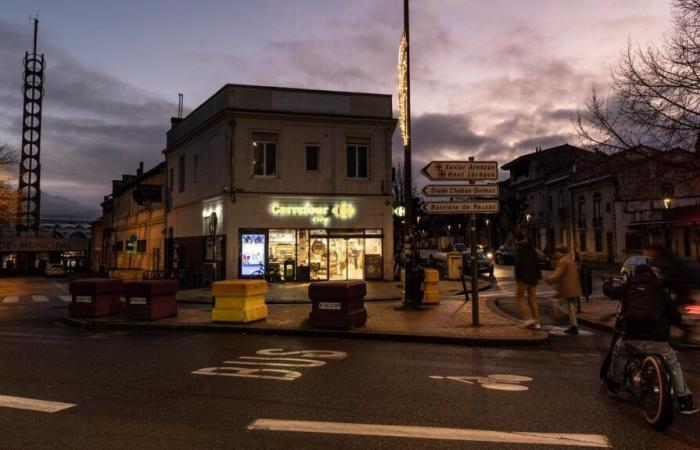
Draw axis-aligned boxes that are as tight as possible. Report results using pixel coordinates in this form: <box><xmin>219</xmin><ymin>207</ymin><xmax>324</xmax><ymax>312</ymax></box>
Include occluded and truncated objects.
<box><xmin>545</xmin><ymin>245</ymin><xmax>582</xmax><ymax>335</ymax></box>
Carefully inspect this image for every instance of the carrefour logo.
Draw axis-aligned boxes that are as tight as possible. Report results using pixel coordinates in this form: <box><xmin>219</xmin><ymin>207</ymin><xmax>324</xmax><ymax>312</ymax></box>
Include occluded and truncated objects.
<box><xmin>269</xmin><ymin>201</ymin><xmax>356</xmax><ymax>226</ymax></box>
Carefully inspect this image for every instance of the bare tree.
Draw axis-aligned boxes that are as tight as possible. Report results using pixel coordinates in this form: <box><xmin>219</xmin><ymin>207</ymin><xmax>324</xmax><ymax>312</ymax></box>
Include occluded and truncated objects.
<box><xmin>577</xmin><ymin>0</ymin><xmax>700</xmax><ymax>158</ymax></box>
<box><xmin>391</xmin><ymin>161</ymin><xmax>418</xmax><ymax>207</ymax></box>
<box><xmin>0</xmin><ymin>142</ymin><xmax>19</xmax><ymax>227</ymax></box>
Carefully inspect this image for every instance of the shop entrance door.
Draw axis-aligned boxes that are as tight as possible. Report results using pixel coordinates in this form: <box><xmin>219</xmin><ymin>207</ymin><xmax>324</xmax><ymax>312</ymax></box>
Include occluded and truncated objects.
<box><xmin>347</xmin><ymin>238</ymin><xmax>364</xmax><ymax>279</ymax></box>
<box><xmin>329</xmin><ymin>238</ymin><xmax>347</xmax><ymax>280</ymax></box>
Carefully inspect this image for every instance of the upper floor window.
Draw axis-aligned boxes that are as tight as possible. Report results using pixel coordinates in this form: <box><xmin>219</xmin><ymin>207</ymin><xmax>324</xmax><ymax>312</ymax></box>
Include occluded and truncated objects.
<box><xmin>169</xmin><ymin>168</ymin><xmax>174</xmax><ymax>192</ymax></box>
<box><xmin>193</xmin><ymin>154</ymin><xmax>199</xmax><ymax>184</ymax></box>
<box><xmin>593</xmin><ymin>193</ymin><xmax>601</xmax><ymax>219</ymax></box>
<box><xmin>577</xmin><ymin>196</ymin><xmax>586</xmax><ymax>228</ymax></box>
<box><xmin>346</xmin><ymin>143</ymin><xmax>368</xmax><ymax>178</ymax></box>
<box><xmin>306</xmin><ymin>145</ymin><xmax>320</xmax><ymax>172</ymax></box>
<box><xmin>178</xmin><ymin>156</ymin><xmax>185</xmax><ymax>193</ymax></box>
<box><xmin>252</xmin><ymin>135</ymin><xmax>277</xmax><ymax>177</ymax></box>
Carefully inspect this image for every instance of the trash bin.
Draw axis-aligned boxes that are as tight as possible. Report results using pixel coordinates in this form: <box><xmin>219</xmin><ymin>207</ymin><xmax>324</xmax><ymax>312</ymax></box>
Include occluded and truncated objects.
<box><xmin>447</xmin><ymin>252</ymin><xmax>462</xmax><ymax>280</ymax></box>
<box><xmin>284</xmin><ymin>258</ymin><xmax>296</xmax><ymax>281</ymax></box>
<box><xmin>579</xmin><ymin>264</ymin><xmax>593</xmax><ymax>299</ymax></box>
<box><xmin>308</xmin><ymin>281</ymin><xmax>367</xmax><ymax>329</ymax></box>
<box><xmin>124</xmin><ymin>279</ymin><xmax>178</xmax><ymax>320</ymax></box>
<box><xmin>403</xmin><ymin>266</ymin><xmax>425</xmax><ymax>308</ymax></box>
<box><xmin>68</xmin><ymin>278</ymin><xmax>123</xmax><ymax>317</ymax></box>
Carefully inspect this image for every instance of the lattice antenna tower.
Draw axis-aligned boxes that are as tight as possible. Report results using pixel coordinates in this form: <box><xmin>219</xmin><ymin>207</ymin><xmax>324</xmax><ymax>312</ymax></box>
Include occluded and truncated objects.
<box><xmin>17</xmin><ymin>17</ymin><xmax>45</xmax><ymax>234</ymax></box>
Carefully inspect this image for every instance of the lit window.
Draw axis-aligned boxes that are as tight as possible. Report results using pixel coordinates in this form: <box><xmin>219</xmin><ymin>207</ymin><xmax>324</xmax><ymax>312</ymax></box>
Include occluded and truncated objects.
<box><xmin>306</xmin><ymin>145</ymin><xmax>320</xmax><ymax>172</ymax></box>
<box><xmin>253</xmin><ymin>141</ymin><xmax>277</xmax><ymax>177</ymax></box>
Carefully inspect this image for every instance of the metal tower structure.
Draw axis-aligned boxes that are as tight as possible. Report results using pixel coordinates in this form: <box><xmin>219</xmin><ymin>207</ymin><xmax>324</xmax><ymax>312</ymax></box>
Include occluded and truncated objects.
<box><xmin>17</xmin><ymin>18</ymin><xmax>45</xmax><ymax>234</ymax></box>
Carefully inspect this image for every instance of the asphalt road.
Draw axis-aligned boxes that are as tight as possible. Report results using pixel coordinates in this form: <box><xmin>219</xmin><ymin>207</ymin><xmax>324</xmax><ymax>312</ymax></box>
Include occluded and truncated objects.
<box><xmin>0</xmin><ymin>276</ymin><xmax>699</xmax><ymax>449</ymax></box>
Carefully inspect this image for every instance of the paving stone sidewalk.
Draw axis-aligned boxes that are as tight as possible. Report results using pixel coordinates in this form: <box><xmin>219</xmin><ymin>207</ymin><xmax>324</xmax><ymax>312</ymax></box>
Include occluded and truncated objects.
<box><xmin>65</xmin><ymin>294</ymin><xmax>547</xmax><ymax>345</ymax></box>
<box><xmin>176</xmin><ymin>279</ymin><xmax>490</xmax><ymax>304</ymax></box>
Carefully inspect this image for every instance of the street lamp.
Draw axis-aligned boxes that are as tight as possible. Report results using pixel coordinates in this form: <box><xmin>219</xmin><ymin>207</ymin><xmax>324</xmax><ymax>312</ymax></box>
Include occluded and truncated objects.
<box><xmin>525</xmin><ymin>213</ymin><xmax>532</xmax><ymax>223</ymax></box>
<box><xmin>663</xmin><ymin>197</ymin><xmax>672</xmax><ymax>209</ymax></box>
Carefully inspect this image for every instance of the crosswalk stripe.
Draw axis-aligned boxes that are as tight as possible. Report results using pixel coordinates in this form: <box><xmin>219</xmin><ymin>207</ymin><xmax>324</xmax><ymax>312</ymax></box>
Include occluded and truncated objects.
<box><xmin>59</xmin><ymin>295</ymin><xmax>72</xmax><ymax>303</ymax></box>
<box><xmin>0</xmin><ymin>394</ymin><xmax>76</xmax><ymax>413</ymax></box>
<box><xmin>247</xmin><ymin>419</ymin><xmax>611</xmax><ymax>448</ymax></box>
<box><xmin>33</xmin><ymin>295</ymin><xmax>50</xmax><ymax>302</ymax></box>
<box><xmin>2</xmin><ymin>296</ymin><xmax>19</xmax><ymax>303</ymax></box>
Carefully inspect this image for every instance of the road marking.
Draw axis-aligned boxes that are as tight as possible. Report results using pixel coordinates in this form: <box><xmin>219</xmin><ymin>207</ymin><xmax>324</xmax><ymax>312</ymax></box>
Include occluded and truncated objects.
<box><xmin>226</xmin><ymin>357</ymin><xmax>327</xmax><ymax>368</ymax></box>
<box><xmin>59</xmin><ymin>295</ymin><xmax>72</xmax><ymax>303</ymax></box>
<box><xmin>247</xmin><ymin>419</ymin><xmax>611</xmax><ymax>448</ymax></box>
<box><xmin>0</xmin><ymin>394</ymin><xmax>76</xmax><ymax>413</ymax></box>
<box><xmin>192</xmin><ymin>366</ymin><xmax>302</xmax><ymax>381</ymax></box>
<box><xmin>33</xmin><ymin>295</ymin><xmax>49</xmax><ymax>302</ymax></box>
<box><xmin>430</xmin><ymin>374</ymin><xmax>533</xmax><ymax>391</ymax></box>
<box><xmin>2</xmin><ymin>296</ymin><xmax>19</xmax><ymax>303</ymax></box>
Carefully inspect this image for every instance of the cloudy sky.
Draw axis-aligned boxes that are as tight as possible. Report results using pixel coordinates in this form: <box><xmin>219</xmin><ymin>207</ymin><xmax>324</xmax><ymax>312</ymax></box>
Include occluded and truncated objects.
<box><xmin>0</xmin><ymin>0</ymin><xmax>673</xmax><ymax>217</ymax></box>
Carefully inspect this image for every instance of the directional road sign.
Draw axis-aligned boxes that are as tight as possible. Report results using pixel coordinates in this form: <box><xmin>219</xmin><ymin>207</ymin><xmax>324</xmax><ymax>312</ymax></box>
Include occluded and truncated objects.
<box><xmin>422</xmin><ymin>184</ymin><xmax>499</xmax><ymax>197</ymax></box>
<box><xmin>422</xmin><ymin>201</ymin><xmax>500</xmax><ymax>214</ymax></box>
<box><xmin>421</xmin><ymin>161</ymin><xmax>498</xmax><ymax>181</ymax></box>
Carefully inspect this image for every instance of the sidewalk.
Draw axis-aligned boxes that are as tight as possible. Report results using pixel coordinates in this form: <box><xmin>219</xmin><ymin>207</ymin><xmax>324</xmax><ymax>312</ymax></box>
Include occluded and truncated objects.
<box><xmin>65</xmin><ymin>290</ymin><xmax>548</xmax><ymax>346</ymax></box>
<box><xmin>176</xmin><ymin>279</ymin><xmax>491</xmax><ymax>304</ymax></box>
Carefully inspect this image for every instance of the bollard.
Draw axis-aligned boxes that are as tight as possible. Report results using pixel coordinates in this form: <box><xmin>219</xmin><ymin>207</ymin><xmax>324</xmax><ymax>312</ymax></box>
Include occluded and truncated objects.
<box><xmin>422</xmin><ymin>268</ymin><xmax>440</xmax><ymax>304</ymax></box>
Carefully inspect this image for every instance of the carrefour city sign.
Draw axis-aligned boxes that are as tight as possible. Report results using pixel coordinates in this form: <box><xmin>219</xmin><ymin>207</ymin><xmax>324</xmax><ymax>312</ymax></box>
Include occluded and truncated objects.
<box><xmin>269</xmin><ymin>201</ymin><xmax>356</xmax><ymax>226</ymax></box>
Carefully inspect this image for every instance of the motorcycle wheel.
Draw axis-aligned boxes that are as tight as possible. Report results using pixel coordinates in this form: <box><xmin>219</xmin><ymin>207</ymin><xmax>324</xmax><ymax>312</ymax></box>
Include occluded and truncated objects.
<box><xmin>639</xmin><ymin>355</ymin><xmax>674</xmax><ymax>430</ymax></box>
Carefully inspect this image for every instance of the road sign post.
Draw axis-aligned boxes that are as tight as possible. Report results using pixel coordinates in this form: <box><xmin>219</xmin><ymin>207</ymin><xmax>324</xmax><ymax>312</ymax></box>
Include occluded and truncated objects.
<box><xmin>420</xmin><ymin>158</ymin><xmax>500</xmax><ymax>327</ymax></box>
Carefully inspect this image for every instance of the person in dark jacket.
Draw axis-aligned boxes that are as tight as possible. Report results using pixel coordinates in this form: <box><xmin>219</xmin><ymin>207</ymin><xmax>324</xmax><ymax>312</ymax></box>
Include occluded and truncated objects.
<box><xmin>513</xmin><ymin>232</ymin><xmax>542</xmax><ymax>329</ymax></box>
<box><xmin>603</xmin><ymin>264</ymin><xmax>698</xmax><ymax>415</ymax></box>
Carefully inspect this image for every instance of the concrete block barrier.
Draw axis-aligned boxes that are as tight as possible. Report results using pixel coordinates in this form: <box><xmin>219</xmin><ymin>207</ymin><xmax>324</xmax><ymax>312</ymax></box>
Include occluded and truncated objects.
<box><xmin>68</xmin><ymin>278</ymin><xmax>123</xmax><ymax>318</ymax></box>
<box><xmin>124</xmin><ymin>279</ymin><xmax>178</xmax><ymax>320</ymax></box>
<box><xmin>308</xmin><ymin>281</ymin><xmax>367</xmax><ymax>329</ymax></box>
<box><xmin>212</xmin><ymin>280</ymin><xmax>268</xmax><ymax>323</ymax></box>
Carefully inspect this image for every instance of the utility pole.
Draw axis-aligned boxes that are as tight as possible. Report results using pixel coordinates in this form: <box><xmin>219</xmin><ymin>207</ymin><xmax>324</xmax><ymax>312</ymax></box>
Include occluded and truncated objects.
<box><xmin>402</xmin><ymin>0</ymin><xmax>413</xmax><ymax>243</ymax></box>
<box><xmin>469</xmin><ymin>156</ymin><xmax>480</xmax><ymax>326</ymax></box>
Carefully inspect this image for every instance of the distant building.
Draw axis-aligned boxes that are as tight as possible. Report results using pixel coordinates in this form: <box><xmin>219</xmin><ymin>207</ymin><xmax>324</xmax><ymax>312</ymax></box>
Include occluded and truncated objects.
<box><xmin>501</xmin><ymin>144</ymin><xmax>700</xmax><ymax>263</ymax></box>
<box><xmin>164</xmin><ymin>84</ymin><xmax>397</xmax><ymax>282</ymax></box>
<box><xmin>93</xmin><ymin>162</ymin><xmax>166</xmax><ymax>274</ymax></box>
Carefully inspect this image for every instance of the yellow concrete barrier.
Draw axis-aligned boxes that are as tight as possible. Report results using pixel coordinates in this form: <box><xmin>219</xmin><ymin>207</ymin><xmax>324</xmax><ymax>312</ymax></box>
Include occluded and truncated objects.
<box><xmin>212</xmin><ymin>279</ymin><xmax>268</xmax><ymax>323</ymax></box>
<box><xmin>423</xmin><ymin>268</ymin><xmax>440</xmax><ymax>304</ymax></box>
<box><xmin>108</xmin><ymin>269</ymin><xmax>143</xmax><ymax>281</ymax></box>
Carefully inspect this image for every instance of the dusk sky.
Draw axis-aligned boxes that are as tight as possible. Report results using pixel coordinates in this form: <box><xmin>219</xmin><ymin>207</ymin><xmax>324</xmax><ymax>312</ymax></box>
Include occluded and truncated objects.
<box><xmin>0</xmin><ymin>0</ymin><xmax>673</xmax><ymax>217</ymax></box>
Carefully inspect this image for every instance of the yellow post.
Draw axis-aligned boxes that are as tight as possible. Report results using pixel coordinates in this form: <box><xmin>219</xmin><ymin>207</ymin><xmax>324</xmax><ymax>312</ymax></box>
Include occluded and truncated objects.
<box><xmin>212</xmin><ymin>279</ymin><xmax>268</xmax><ymax>323</ymax></box>
<box><xmin>422</xmin><ymin>268</ymin><xmax>440</xmax><ymax>304</ymax></box>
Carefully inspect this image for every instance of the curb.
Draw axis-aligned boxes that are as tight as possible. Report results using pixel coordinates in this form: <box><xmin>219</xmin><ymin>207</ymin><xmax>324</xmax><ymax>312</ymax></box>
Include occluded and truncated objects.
<box><xmin>61</xmin><ymin>315</ymin><xmax>547</xmax><ymax>347</ymax></box>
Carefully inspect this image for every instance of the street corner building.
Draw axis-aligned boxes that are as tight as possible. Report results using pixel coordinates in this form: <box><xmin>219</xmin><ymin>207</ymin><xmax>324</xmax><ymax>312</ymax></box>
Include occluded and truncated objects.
<box><xmin>164</xmin><ymin>84</ymin><xmax>397</xmax><ymax>282</ymax></box>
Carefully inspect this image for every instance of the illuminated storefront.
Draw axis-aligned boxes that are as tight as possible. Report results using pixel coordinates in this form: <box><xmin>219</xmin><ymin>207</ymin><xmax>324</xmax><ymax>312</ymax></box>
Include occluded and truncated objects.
<box><xmin>232</xmin><ymin>195</ymin><xmax>391</xmax><ymax>281</ymax></box>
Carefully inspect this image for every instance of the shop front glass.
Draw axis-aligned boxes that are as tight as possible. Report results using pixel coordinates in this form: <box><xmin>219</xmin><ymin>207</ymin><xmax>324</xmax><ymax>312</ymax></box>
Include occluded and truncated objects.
<box><xmin>239</xmin><ymin>229</ymin><xmax>382</xmax><ymax>281</ymax></box>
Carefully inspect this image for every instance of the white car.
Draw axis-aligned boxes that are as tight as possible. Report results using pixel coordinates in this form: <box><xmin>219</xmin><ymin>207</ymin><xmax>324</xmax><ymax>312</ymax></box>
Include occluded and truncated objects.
<box><xmin>44</xmin><ymin>263</ymin><xmax>66</xmax><ymax>277</ymax></box>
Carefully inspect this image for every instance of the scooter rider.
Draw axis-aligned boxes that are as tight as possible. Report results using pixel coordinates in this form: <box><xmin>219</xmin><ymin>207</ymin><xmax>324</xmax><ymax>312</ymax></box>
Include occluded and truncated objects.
<box><xmin>603</xmin><ymin>264</ymin><xmax>698</xmax><ymax>415</ymax></box>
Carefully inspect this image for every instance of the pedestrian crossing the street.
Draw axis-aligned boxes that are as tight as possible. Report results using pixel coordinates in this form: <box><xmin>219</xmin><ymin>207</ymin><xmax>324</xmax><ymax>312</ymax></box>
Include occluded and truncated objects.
<box><xmin>0</xmin><ymin>295</ymin><xmax>73</xmax><ymax>305</ymax></box>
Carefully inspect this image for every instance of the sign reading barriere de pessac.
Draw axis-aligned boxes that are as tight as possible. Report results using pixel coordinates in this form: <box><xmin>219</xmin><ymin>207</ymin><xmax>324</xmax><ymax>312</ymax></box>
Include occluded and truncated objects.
<box><xmin>421</xmin><ymin>161</ymin><xmax>498</xmax><ymax>181</ymax></box>
<box><xmin>422</xmin><ymin>184</ymin><xmax>499</xmax><ymax>197</ymax></box>
<box><xmin>422</xmin><ymin>201</ymin><xmax>500</xmax><ymax>214</ymax></box>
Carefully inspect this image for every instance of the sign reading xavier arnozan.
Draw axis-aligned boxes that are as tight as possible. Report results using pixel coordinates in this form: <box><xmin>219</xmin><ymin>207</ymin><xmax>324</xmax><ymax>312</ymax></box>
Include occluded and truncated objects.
<box><xmin>0</xmin><ymin>238</ymin><xmax>89</xmax><ymax>252</ymax></box>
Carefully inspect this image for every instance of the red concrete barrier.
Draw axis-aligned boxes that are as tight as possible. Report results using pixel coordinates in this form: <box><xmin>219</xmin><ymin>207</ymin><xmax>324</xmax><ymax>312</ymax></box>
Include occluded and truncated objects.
<box><xmin>68</xmin><ymin>278</ymin><xmax>123</xmax><ymax>317</ymax></box>
<box><xmin>308</xmin><ymin>281</ymin><xmax>367</xmax><ymax>329</ymax></box>
<box><xmin>124</xmin><ymin>279</ymin><xmax>178</xmax><ymax>320</ymax></box>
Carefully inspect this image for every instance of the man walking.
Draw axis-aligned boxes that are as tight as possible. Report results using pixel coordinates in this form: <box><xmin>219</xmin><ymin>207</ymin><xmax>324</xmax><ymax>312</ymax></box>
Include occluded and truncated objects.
<box><xmin>513</xmin><ymin>232</ymin><xmax>542</xmax><ymax>329</ymax></box>
<box><xmin>545</xmin><ymin>246</ymin><xmax>582</xmax><ymax>335</ymax></box>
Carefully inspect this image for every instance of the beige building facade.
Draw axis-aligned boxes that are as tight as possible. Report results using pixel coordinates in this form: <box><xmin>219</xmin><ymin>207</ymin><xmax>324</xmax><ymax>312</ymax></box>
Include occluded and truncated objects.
<box><xmin>164</xmin><ymin>84</ymin><xmax>397</xmax><ymax>282</ymax></box>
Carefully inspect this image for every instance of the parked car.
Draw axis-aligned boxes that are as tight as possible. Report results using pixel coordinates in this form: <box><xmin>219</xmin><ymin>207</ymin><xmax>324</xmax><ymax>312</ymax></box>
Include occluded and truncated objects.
<box><xmin>494</xmin><ymin>245</ymin><xmax>514</xmax><ymax>265</ymax></box>
<box><xmin>454</xmin><ymin>243</ymin><xmax>467</xmax><ymax>253</ymax></box>
<box><xmin>621</xmin><ymin>255</ymin><xmax>659</xmax><ymax>281</ymax></box>
<box><xmin>535</xmin><ymin>249</ymin><xmax>552</xmax><ymax>270</ymax></box>
<box><xmin>44</xmin><ymin>263</ymin><xmax>66</xmax><ymax>277</ymax></box>
<box><xmin>462</xmin><ymin>251</ymin><xmax>494</xmax><ymax>277</ymax></box>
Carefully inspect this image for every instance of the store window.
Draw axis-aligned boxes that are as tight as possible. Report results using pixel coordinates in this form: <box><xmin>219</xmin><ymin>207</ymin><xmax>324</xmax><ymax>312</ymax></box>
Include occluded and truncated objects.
<box><xmin>268</xmin><ymin>230</ymin><xmax>296</xmax><ymax>281</ymax></box>
<box><xmin>594</xmin><ymin>231</ymin><xmax>603</xmax><ymax>252</ymax></box>
<box><xmin>306</xmin><ymin>145</ymin><xmax>320</xmax><ymax>172</ymax></box>
<box><xmin>579</xmin><ymin>232</ymin><xmax>587</xmax><ymax>252</ymax></box>
<box><xmin>346</xmin><ymin>144</ymin><xmax>368</xmax><ymax>178</ymax></box>
<box><xmin>310</xmin><ymin>236</ymin><xmax>328</xmax><ymax>280</ymax></box>
<box><xmin>253</xmin><ymin>135</ymin><xmax>277</xmax><ymax>177</ymax></box>
<box><xmin>297</xmin><ymin>230</ymin><xmax>309</xmax><ymax>281</ymax></box>
<box><xmin>241</xmin><ymin>232</ymin><xmax>266</xmax><ymax>276</ymax></box>
<box><xmin>365</xmin><ymin>237</ymin><xmax>383</xmax><ymax>279</ymax></box>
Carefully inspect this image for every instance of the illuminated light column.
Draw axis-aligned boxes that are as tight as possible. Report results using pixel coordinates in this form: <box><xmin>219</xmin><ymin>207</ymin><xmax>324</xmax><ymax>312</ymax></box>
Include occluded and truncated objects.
<box><xmin>398</xmin><ymin>0</ymin><xmax>412</xmax><ymax>244</ymax></box>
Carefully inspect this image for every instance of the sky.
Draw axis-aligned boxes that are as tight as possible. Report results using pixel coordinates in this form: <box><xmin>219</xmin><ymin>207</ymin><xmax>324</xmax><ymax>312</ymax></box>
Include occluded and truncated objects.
<box><xmin>0</xmin><ymin>0</ymin><xmax>674</xmax><ymax>217</ymax></box>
